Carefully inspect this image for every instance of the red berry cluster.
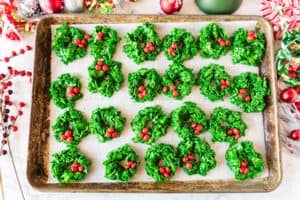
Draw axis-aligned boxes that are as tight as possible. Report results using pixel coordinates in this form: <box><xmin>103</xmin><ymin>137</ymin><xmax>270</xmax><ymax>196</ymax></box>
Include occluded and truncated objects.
<box><xmin>217</xmin><ymin>37</ymin><xmax>230</xmax><ymax>47</ymax></box>
<box><xmin>167</xmin><ymin>42</ymin><xmax>178</xmax><ymax>57</ymax></box>
<box><xmin>70</xmin><ymin>162</ymin><xmax>84</xmax><ymax>172</ymax></box>
<box><xmin>190</xmin><ymin>122</ymin><xmax>203</xmax><ymax>135</ymax></box>
<box><xmin>139</xmin><ymin>127</ymin><xmax>151</xmax><ymax>141</ymax></box>
<box><xmin>96</xmin><ymin>32</ymin><xmax>105</xmax><ymax>40</ymax></box>
<box><xmin>137</xmin><ymin>86</ymin><xmax>147</xmax><ymax>99</ymax></box>
<box><xmin>182</xmin><ymin>154</ymin><xmax>195</xmax><ymax>170</ymax></box>
<box><xmin>239</xmin><ymin>161</ymin><xmax>249</xmax><ymax>174</ymax></box>
<box><xmin>247</xmin><ymin>31</ymin><xmax>258</xmax><ymax>41</ymax></box>
<box><xmin>159</xmin><ymin>166</ymin><xmax>171</xmax><ymax>178</ymax></box>
<box><xmin>60</xmin><ymin>130</ymin><xmax>74</xmax><ymax>142</ymax></box>
<box><xmin>95</xmin><ymin>60</ymin><xmax>109</xmax><ymax>72</ymax></box>
<box><xmin>66</xmin><ymin>86</ymin><xmax>80</xmax><ymax>98</ymax></box>
<box><xmin>74</xmin><ymin>38</ymin><xmax>87</xmax><ymax>48</ymax></box>
<box><xmin>0</xmin><ymin>45</ymin><xmax>33</xmax><ymax>63</ymax></box>
<box><xmin>238</xmin><ymin>88</ymin><xmax>251</xmax><ymax>102</ymax></box>
<box><xmin>124</xmin><ymin>161</ymin><xmax>137</xmax><ymax>169</ymax></box>
<box><xmin>220</xmin><ymin>79</ymin><xmax>230</xmax><ymax>90</ymax></box>
<box><xmin>0</xmin><ymin>67</ymin><xmax>31</xmax><ymax>156</ymax></box>
<box><xmin>287</xmin><ymin>62</ymin><xmax>300</xmax><ymax>79</ymax></box>
<box><xmin>162</xmin><ymin>83</ymin><xmax>179</xmax><ymax>97</ymax></box>
<box><xmin>106</xmin><ymin>127</ymin><xmax>118</xmax><ymax>138</ymax></box>
<box><xmin>143</xmin><ymin>42</ymin><xmax>156</xmax><ymax>53</ymax></box>
<box><xmin>289</xmin><ymin>130</ymin><xmax>300</xmax><ymax>141</ymax></box>
<box><xmin>227</xmin><ymin>128</ymin><xmax>240</xmax><ymax>140</ymax></box>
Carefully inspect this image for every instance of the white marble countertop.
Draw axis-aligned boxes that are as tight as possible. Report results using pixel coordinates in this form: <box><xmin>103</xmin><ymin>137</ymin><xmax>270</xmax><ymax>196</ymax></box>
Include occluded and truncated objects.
<box><xmin>1</xmin><ymin>1</ymin><xmax>300</xmax><ymax>199</ymax></box>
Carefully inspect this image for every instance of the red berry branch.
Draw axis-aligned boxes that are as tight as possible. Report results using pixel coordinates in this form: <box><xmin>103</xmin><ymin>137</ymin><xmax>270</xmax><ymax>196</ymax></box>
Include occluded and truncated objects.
<box><xmin>0</xmin><ymin>45</ymin><xmax>33</xmax><ymax>63</ymax></box>
<box><xmin>0</xmin><ymin>66</ymin><xmax>32</xmax><ymax>156</ymax></box>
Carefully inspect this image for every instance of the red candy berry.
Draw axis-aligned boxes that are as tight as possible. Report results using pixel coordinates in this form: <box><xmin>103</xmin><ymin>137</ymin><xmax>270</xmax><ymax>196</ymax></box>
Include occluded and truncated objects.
<box><xmin>280</xmin><ymin>87</ymin><xmax>298</xmax><ymax>103</ymax></box>
<box><xmin>289</xmin><ymin>130</ymin><xmax>300</xmax><ymax>141</ymax></box>
<box><xmin>186</xmin><ymin>162</ymin><xmax>193</xmax><ymax>169</ymax></box>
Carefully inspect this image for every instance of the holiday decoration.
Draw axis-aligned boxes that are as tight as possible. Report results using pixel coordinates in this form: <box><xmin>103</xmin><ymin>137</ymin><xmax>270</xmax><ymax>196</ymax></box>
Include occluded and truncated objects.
<box><xmin>160</xmin><ymin>0</ymin><xmax>183</xmax><ymax>14</ymax></box>
<box><xmin>39</xmin><ymin>0</ymin><xmax>64</xmax><ymax>14</ymax></box>
<box><xmin>260</xmin><ymin>0</ymin><xmax>300</xmax><ymax>40</ymax></box>
<box><xmin>18</xmin><ymin>0</ymin><xmax>42</xmax><ymax>18</ymax></box>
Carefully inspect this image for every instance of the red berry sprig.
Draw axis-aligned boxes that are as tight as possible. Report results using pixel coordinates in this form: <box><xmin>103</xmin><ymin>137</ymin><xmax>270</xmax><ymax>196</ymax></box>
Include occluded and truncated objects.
<box><xmin>247</xmin><ymin>31</ymin><xmax>258</xmax><ymax>41</ymax></box>
<box><xmin>0</xmin><ymin>66</ymin><xmax>31</xmax><ymax>156</ymax></box>
<box><xmin>106</xmin><ymin>127</ymin><xmax>118</xmax><ymax>138</ymax></box>
<box><xmin>60</xmin><ymin>130</ymin><xmax>74</xmax><ymax>142</ymax></box>
<box><xmin>217</xmin><ymin>37</ymin><xmax>230</xmax><ymax>47</ymax></box>
<box><xmin>182</xmin><ymin>154</ymin><xmax>195</xmax><ymax>169</ymax></box>
<box><xmin>70</xmin><ymin>162</ymin><xmax>84</xmax><ymax>172</ymax></box>
<box><xmin>238</xmin><ymin>88</ymin><xmax>251</xmax><ymax>102</ymax></box>
<box><xmin>167</xmin><ymin>42</ymin><xmax>178</xmax><ymax>57</ymax></box>
<box><xmin>143</xmin><ymin>42</ymin><xmax>156</xmax><ymax>53</ymax></box>
<box><xmin>220</xmin><ymin>79</ymin><xmax>230</xmax><ymax>90</ymax></box>
<box><xmin>124</xmin><ymin>161</ymin><xmax>137</xmax><ymax>169</ymax></box>
<box><xmin>137</xmin><ymin>85</ymin><xmax>147</xmax><ymax>99</ymax></box>
<box><xmin>74</xmin><ymin>38</ymin><xmax>87</xmax><ymax>48</ymax></box>
<box><xmin>163</xmin><ymin>83</ymin><xmax>179</xmax><ymax>97</ymax></box>
<box><xmin>0</xmin><ymin>45</ymin><xmax>33</xmax><ymax>63</ymax></box>
<box><xmin>139</xmin><ymin>127</ymin><xmax>151</xmax><ymax>141</ymax></box>
<box><xmin>227</xmin><ymin>128</ymin><xmax>240</xmax><ymax>140</ymax></box>
<box><xmin>66</xmin><ymin>86</ymin><xmax>80</xmax><ymax>98</ymax></box>
<box><xmin>239</xmin><ymin>161</ymin><xmax>249</xmax><ymax>174</ymax></box>
<box><xmin>95</xmin><ymin>60</ymin><xmax>110</xmax><ymax>72</ymax></box>
<box><xmin>159</xmin><ymin>166</ymin><xmax>171</xmax><ymax>178</ymax></box>
<box><xmin>190</xmin><ymin>122</ymin><xmax>203</xmax><ymax>135</ymax></box>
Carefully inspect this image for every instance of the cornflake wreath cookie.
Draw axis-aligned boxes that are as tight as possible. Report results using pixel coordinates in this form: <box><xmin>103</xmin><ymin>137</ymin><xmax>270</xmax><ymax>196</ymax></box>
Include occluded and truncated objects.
<box><xmin>198</xmin><ymin>23</ymin><xmax>231</xmax><ymax>59</ymax></box>
<box><xmin>196</xmin><ymin>63</ymin><xmax>232</xmax><ymax>101</ymax></box>
<box><xmin>87</xmin><ymin>59</ymin><xmax>124</xmax><ymax>97</ymax></box>
<box><xmin>128</xmin><ymin>68</ymin><xmax>162</xmax><ymax>102</ymax></box>
<box><xmin>230</xmin><ymin>72</ymin><xmax>270</xmax><ymax>112</ymax></box>
<box><xmin>178</xmin><ymin>137</ymin><xmax>216</xmax><ymax>176</ymax></box>
<box><xmin>232</xmin><ymin>28</ymin><xmax>266</xmax><ymax>66</ymax></box>
<box><xmin>52</xmin><ymin>109</ymin><xmax>89</xmax><ymax>146</ymax></box>
<box><xmin>51</xmin><ymin>147</ymin><xmax>91</xmax><ymax>183</ymax></box>
<box><xmin>131</xmin><ymin>105</ymin><xmax>169</xmax><ymax>145</ymax></box>
<box><xmin>50</xmin><ymin>73</ymin><xmax>83</xmax><ymax>109</ymax></box>
<box><xmin>209</xmin><ymin>107</ymin><xmax>247</xmax><ymax>144</ymax></box>
<box><xmin>89</xmin><ymin>106</ymin><xmax>126</xmax><ymax>143</ymax></box>
<box><xmin>123</xmin><ymin>23</ymin><xmax>162</xmax><ymax>64</ymax></box>
<box><xmin>170</xmin><ymin>102</ymin><xmax>208</xmax><ymax>139</ymax></box>
<box><xmin>162</xmin><ymin>63</ymin><xmax>195</xmax><ymax>100</ymax></box>
<box><xmin>103</xmin><ymin>144</ymin><xmax>140</xmax><ymax>182</ymax></box>
<box><xmin>145</xmin><ymin>143</ymin><xmax>180</xmax><ymax>183</ymax></box>
<box><xmin>52</xmin><ymin>23</ymin><xmax>88</xmax><ymax>65</ymax></box>
<box><xmin>163</xmin><ymin>28</ymin><xmax>198</xmax><ymax>62</ymax></box>
<box><xmin>225</xmin><ymin>141</ymin><xmax>264</xmax><ymax>181</ymax></box>
<box><xmin>89</xmin><ymin>25</ymin><xmax>121</xmax><ymax>60</ymax></box>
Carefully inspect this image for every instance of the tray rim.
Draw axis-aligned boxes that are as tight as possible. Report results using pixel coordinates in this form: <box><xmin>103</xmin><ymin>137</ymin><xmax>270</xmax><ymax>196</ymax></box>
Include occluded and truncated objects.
<box><xmin>27</xmin><ymin>14</ymin><xmax>281</xmax><ymax>193</ymax></box>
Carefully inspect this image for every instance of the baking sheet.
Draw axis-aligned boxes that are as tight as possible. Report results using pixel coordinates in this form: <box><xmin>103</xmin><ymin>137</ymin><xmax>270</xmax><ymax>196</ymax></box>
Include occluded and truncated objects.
<box><xmin>48</xmin><ymin>21</ymin><xmax>267</xmax><ymax>183</ymax></box>
<box><xmin>27</xmin><ymin>14</ymin><xmax>280</xmax><ymax>192</ymax></box>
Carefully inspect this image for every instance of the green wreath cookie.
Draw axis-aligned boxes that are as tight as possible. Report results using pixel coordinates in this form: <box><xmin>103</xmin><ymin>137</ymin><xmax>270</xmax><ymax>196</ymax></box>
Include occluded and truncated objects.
<box><xmin>196</xmin><ymin>64</ymin><xmax>232</xmax><ymax>101</ymax></box>
<box><xmin>162</xmin><ymin>63</ymin><xmax>195</xmax><ymax>100</ymax></box>
<box><xmin>162</xmin><ymin>28</ymin><xmax>198</xmax><ymax>62</ymax></box>
<box><xmin>103</xmin><ymin>144</ymin><xmax>140</xmax><ymax>182</ymax></box>
<box><xmin>209</xmin><ymin>107</ymin><xmax>247</xmax><ymax>144</ymax></box>
<box><xmin>178</xmin><ymin>137</ymin><xmax>216</xmax><ymax>176</ymax></box>
<box><xmin>230</xmin><ymin>72</ymin><xmax>270</xmax><ymax>112</ymax></box>
<box><xmin>131</xmin><ymin>105</ymin><xmax>169</xmax><ymax>145</ymax></box>
<box><xmin>50</xmin><ymin>73</ymin><xmax>83</xmax><ymax>109</ymax></box>
<box><xmin>145</xmin><ymin>143</ymin><xmax>180</xmax><ymax>183</ymax></box>
<box><xmin>225</xmin><ymin>141</ymin><xmax>264</xmax><ymax>181</ymax></box>
<box><xmin>52</xmin><ymin>109</ymin><xmax>89</xmax><ymax>146</ymax></box>
<box><xmin>52</xmin><ymin>23</ymin><xmax>88</xmax><ymax>65</ymax></box>
<box><xmin>128</xmin><ymin>68</ymin><xmax>162</xmax><ymax>102</ymax></box>
<box><xmin>51</xmin><ymin>147</ymin><xmax>91</xmax><ymax>183</ymax></box>
<box><xmin>88</xmin><ymin>59</ymin><xmax>124</xmax><ymax>97</ymax></box>
<box><xmin>170</xmin><ymin>102</ymin><xmax>208</xmax><ymax>139</ymax></box>
<box><xmin>232</xmin><ymin>28</ymin><xmax>266</xmax><ymax>66</ymax></box>
<box><xmin>89</xmin><ymin>25</ymin><xmax>121</xmax><ymax>60</ymax></box>
<box><xmin>123</xmin><ymin>23</ymin><xmax>162</xmax><ymax>64</ymax></box>
<box><xmin>198</xmin><ymin>23</ymin><xmax>231</xmax><ymax>59</ymax></box>
<box><xmin>89</xmin><ymin>106</ymin><xmax>126</xmax><ymax>143</ymax></box>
